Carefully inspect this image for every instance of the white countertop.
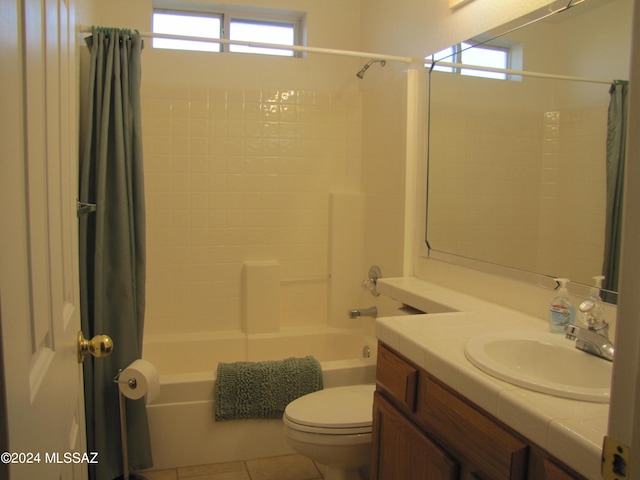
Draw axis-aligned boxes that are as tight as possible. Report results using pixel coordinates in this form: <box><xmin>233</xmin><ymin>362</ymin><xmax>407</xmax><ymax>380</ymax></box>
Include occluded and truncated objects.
<box><xmin>376</xmin><ymin>276</ymin><xmax>608</xmax><ymax>480</ymax></box>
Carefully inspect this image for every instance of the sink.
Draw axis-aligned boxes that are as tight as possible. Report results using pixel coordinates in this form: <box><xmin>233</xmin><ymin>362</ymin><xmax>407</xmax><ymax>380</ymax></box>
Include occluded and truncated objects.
<box><xmin>465</xmin><ymin>331</ymin><xmax>611</xmax><ymax>403</ymax></box>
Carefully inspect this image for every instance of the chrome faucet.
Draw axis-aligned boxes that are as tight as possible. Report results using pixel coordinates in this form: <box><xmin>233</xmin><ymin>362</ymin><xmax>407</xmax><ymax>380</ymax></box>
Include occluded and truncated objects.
<box><xmin>564</xmin><ymin>300</ymin><xmax>615</xmax><ymax>362</ymax></box>
<box><xmin>348</xmin><ymin>306</ymin><xmax>377</xmax><ymax>319</ymax></box>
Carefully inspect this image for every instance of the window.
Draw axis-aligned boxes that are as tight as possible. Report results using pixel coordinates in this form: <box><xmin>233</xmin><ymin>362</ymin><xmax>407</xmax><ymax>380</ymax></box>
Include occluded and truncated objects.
<box><xmin>428</xmin><ymin>41</ymin><xmax>513</xmax><ymax>80</ymax></box>
<box><xmin>152</xmin><ymin>8</ymin><xmax>304</xmax><ymax>56</ymax></box>
<box><xmin>229</xmin><ymin>19</ymin><xmax>296</xmax><ymax>56</ymax></box>
<box><xmin>153</xmin><ymin>11</ymin><xmax>222</xmax><ymax>52</ymax></box>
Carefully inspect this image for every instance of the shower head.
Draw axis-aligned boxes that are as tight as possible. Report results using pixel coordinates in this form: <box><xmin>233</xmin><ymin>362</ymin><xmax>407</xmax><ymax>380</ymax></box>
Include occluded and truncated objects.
<box><xmin>356</xmin><ymin>59</ymin><xmax>387</xmax><ymax>79</ymax></box>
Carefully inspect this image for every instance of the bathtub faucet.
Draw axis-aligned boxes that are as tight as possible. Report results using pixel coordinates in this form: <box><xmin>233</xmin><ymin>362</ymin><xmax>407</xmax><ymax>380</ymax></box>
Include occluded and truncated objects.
<box><xmin>348</xmin><ymin>306</ymin><xmax>377</xmax><ymax>319</ymax></box>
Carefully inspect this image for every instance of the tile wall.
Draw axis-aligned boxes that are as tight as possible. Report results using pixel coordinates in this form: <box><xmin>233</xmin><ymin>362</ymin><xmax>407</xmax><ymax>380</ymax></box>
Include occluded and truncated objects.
<box><xmin>141</xmin><ymin>83</ymin><xmax>363</xmax><ymax>336</ymax></box>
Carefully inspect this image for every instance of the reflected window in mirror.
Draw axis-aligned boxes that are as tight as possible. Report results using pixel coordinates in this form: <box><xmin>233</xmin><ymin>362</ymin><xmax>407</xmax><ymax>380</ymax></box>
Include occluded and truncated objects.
<box><xmin>427</xmin><ymin>39</ymin><xmax>522</xmax><ymax>80</ymax></box>
<box><xmin>460</xmin><ymin>44</ymin><xmax>508</xmax><ymax>79</ymax></box>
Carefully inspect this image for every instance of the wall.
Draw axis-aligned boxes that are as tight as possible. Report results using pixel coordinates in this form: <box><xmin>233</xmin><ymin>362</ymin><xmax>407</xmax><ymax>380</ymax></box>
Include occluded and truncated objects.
<box><xmin>77</xmin><ymin>0</ymin><xmax>378</xmax><ymax>337</ymax></box>
<box><xmin>426</xmin><ymin>0</ymin><xmax>632</xmax><ymax>286</ymax></box>
<box><xmin>357</xmin><ymin>0</ymin><xmax>565</xmax><ymax>283</ymax></box>
<box><xmin>418</xmin><ymin>0</ymin><xmax>630</xmax><ymax>316</ymax></box>
<box><xmin>75</xmin><ymin>0</ymin><xmax>581</xmax><ymax>337</ymax></box>
<box><xmin>359</xmin><ymin>0</ymin><xmax>630</xmax><ymax>313</ymax></box>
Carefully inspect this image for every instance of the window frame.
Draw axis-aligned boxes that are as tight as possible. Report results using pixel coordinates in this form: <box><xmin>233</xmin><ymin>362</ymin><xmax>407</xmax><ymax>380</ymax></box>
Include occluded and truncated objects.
<box><xmin>226</xmin><ymin>15</ymin><xmax>302</xmax><ymax>56</ymax></box>
<box><xmin>152</xmin><ymin>7</ymin><xmax>305</xmax><ymax>57</ymax></box>
<box><xmin>428</xmin><ymin>40</ymin><xmax>515</xmax><ymax>81</ymax></box>
<box><xmin>152</xmin><ymin>9</ymin><xmax>223</xmax><ymax>52</ymax></box>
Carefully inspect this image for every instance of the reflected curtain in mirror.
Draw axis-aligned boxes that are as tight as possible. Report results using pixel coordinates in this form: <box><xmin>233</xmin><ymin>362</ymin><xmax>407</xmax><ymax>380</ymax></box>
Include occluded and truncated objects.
<box><xmin>79</xmin><ymin>27</ymin><xmax>152</xmax><ymax>479</ymax></box>
<box><xmin>602</xmin><ymin>80</ymin><xmax>628</xmax><ymax>297</ymax></box>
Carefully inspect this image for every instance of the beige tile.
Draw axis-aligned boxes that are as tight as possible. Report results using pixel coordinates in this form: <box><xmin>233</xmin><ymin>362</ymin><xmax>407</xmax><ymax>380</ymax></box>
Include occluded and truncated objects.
<box><xmin>178</xmin><ymin>461</ymin><xmax>248</xmax><ymax>479</ymax></box>
<box><xmin>142</xmin><ymin>468</ymin><xmax>178</xmax><ymax>480</ymax></box>
<box><xmin>246</xmin><ymin>454</ymin><xmax>321</xmax><ymax>480</ymax></box>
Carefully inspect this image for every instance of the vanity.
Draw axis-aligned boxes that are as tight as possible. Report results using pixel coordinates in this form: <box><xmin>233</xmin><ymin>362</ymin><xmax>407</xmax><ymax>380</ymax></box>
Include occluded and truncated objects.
<box><xmin>372</xmin><ymin>277</ymin><xmax>608</xmax><ymax>480</ymax></box>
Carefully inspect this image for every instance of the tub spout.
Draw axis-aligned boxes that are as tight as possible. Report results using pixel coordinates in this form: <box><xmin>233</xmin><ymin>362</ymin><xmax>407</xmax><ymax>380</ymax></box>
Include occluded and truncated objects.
<box><xmin>348</xmin><ymin>306</ymin><xmax>377</xmax><ymax>319</ymax></box>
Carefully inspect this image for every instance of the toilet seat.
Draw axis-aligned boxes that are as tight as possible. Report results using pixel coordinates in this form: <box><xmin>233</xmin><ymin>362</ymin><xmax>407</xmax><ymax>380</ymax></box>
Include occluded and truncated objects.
<box><xmin>283</xmin><ymin>384</ymin><xmax>375</xmax><ymax>435</ymax></box>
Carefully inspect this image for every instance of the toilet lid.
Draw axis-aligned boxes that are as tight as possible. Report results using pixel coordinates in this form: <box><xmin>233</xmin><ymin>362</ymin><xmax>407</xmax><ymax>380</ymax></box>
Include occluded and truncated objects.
<box><xmin>284</xmin><ymin>384</ymin><xmax>375</xmax><ymax>429</ymax></box>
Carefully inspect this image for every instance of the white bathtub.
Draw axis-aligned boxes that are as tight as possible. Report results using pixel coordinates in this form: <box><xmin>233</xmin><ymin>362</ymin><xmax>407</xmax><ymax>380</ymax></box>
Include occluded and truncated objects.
<box><xmin>142</xmin><ymin>327</ymin><xmax>377</xmax><ymax>470</ymax></box>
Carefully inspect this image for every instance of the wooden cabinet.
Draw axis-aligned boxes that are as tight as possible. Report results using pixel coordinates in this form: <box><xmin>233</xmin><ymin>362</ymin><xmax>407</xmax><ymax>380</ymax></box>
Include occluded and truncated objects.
<box><xmin>371</xmin><ymin>392</ymin><xmax>458</xmax><ymax>480</ymax></box>
<box><xmin>415</xmin><ymin>375</ymin><xmax>528</xmax><ymax>479</ymax></box>
<box><xmin>371</xmin><ymin>343</ymin><xmax>586</xmax><ymax>480</ymax></box>
<box><xmin>527</xmin><ymin>449</ymin><xmax>584</xmax><ymax>480</ymax></box>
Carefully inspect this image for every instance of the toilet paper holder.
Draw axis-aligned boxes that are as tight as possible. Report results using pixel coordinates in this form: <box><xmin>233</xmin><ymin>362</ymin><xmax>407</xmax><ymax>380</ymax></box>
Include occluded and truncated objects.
<box><xmin>113</xmin><ymin>370</ymin><xmax>138</xmax><ymax>390</ymax></box>
<box><xmin>113</xmin><ymin>366</ymin><xmax>147</xmax><ymax>480</ymax></box>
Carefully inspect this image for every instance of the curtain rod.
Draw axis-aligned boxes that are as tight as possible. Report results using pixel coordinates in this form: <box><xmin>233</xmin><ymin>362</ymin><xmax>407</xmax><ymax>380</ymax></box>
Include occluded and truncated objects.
<box><xmin>426</xmin><ymin>60</ymin><xmax>616</xmax><ymax>85</ymax></box>
<box><xmin>79</xmin><ymin>27</ymin><xmax>622</xmax><ymax>85</ymax></box>
<box><xmin>80</xmin><ymin>27</ymin><xmax>418</xmax><ymax>65</ymax></box>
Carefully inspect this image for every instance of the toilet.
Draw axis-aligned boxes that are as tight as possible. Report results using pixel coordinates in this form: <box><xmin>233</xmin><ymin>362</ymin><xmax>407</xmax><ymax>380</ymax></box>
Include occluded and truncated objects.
<box><xmin>282</xmin><ymin>384</ymin><xmax>375</xmax><ymax>480</ymax></box>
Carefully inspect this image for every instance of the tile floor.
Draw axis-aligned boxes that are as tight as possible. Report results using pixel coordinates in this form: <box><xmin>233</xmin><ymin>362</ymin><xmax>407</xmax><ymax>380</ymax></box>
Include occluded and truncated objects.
<box><xmin>141</xmin><ymin>454</ymin><xmax>325</xmax><ymax>480</ymax></box>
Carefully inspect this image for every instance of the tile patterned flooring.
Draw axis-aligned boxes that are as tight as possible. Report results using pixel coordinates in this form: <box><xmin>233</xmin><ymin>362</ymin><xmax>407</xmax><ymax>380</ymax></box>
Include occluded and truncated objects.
<box><xmin>142</xmin><ymin>454</ymin><xmax>325</xmax><ymax>480</ymax></box>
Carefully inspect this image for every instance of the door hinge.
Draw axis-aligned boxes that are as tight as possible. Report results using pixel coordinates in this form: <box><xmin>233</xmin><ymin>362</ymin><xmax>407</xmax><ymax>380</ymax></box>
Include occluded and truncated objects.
<box><xmin>602</xmin><ymin>435</ymin><xmax>630</xmax><ymax>479</ymax></box>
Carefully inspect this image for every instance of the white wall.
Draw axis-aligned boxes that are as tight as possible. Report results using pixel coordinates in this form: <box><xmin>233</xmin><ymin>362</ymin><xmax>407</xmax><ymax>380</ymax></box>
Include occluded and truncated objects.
<box><xmin>78</xmin><ymin>0</ymin><xmax>373</xmax><ymax>337</ymax></box>
<box><xmin>359</xmin><ymin>0</ymin><xmax>631</xmax><ymax>315</ymax></box>
<box><xmin>357</xmin><ymin>0</ymin><xmax>573</xmax><ymax>284</ymax></box>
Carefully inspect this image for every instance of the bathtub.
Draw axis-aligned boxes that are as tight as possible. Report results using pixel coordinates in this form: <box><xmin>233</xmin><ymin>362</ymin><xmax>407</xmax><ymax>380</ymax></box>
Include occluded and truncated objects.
<box><xmin>142</xmin><ymin>327</ymin><xmax>377</xmax><ymax>470</ymax></box>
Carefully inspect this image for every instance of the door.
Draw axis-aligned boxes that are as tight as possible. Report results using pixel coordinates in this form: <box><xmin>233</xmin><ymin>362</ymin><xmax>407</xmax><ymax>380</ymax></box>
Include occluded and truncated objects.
<box><xmin>0</xmin><ymin>0</ymin><xmax>88</xmax><ymax>479</ymax></box>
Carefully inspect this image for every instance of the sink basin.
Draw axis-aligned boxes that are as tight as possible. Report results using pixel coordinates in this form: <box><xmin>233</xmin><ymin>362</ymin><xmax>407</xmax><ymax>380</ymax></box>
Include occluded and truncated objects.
<box><xmin>465</xmin><ymin>331</ymin><xmax>611</xmax><ymax>403</ymax></box>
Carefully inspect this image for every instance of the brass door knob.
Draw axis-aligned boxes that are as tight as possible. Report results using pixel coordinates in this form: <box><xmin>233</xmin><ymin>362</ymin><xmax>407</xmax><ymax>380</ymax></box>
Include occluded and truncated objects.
<box><xmin>77</xmin><ymin>331</ymin><xmax>114</xmax><ymax>363</ymax></box>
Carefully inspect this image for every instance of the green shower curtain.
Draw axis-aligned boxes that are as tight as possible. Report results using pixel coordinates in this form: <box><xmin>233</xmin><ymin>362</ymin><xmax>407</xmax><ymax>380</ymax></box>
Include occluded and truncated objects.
<box><xmin>602</xmin><ymin>80</ymin><xmax>628</xmax><ymax>300</ymax></box>
<box><xmin>79</xmin><ymin>27</ymin><xmax>152</xmax><ymax>479</ymax></box>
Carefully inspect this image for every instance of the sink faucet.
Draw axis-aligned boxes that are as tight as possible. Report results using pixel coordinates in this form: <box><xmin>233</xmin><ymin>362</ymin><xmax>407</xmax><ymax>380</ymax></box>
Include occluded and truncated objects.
<box><xmin>348</xmin><ymin>306</ymin><xmax>377</xmax><ymax>319</ymax></box>
<box><xmin>564</xmin><ymin>300</ymin><xmax>615</xmax><ymax>361</ymax></box>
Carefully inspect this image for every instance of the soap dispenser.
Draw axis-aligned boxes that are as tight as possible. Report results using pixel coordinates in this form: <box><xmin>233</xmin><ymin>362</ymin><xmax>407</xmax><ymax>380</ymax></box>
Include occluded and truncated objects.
<box><xmin>579</xmin><ymin>275</ymin><xmax>605</xmax><ymax>327</ymax></box>
<box><xmin>548</xmin><ymin>278</ymin><xmax>576</xmax><ymax>333</ymax></box>
<box><xmin>589</xmin><ymin>275</ymin><xmax>605</xmax><ymax>301</ymax></box>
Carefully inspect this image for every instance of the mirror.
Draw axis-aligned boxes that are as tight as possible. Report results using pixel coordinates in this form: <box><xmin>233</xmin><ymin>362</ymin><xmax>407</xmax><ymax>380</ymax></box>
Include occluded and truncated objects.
<box><xmin>426</xmin><ymin>0</ymin><xmax>631</xmax><ymax>300</ymax></box>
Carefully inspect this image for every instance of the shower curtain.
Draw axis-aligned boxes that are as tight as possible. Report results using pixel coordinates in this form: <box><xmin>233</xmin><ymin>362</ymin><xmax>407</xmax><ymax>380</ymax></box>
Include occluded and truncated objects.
<box><xmin>79</xmin><ymin>27</ymin><xmax>152</xmax><ymax>479</ymax></box>
<box><xmin>602</xmin><ymin>80</ymin><xmax>628</xmax><ymax>300</ymax></box>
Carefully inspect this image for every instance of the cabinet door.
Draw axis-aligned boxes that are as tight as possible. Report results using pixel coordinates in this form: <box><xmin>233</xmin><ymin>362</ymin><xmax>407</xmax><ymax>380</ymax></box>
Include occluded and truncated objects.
<box><xmin>416</xmin><ymin>375</ymin><xmax>529</xmax><ymax>480</ymax></box>
<box><xmin>528</xmin><ymin>448</ymin><xmax>587</xmax><ymax>480</ymax></box>
<box><xmin>371</xmin><ymin>392</ymin><xmax>459</xmax><ymax>480</ymax></box>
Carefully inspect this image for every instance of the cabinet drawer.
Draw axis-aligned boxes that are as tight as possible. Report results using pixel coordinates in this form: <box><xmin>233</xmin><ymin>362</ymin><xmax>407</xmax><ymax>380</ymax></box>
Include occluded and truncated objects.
<box><xmin>416</xmin><ymin>375</ymin><xmax>528</xmax><ymax>480</ymax></box>
<box><xmin>376</xmin><ymin>344</ymin><xmax>419</xmax><ymax>411</ymax></box>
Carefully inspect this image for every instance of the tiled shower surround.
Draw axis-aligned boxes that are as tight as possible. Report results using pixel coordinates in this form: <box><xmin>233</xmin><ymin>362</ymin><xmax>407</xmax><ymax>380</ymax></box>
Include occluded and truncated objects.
<box><xmin>141</xmin><ymin>84</ymin><xmax>363</xmax><ymax>336</ymax></box>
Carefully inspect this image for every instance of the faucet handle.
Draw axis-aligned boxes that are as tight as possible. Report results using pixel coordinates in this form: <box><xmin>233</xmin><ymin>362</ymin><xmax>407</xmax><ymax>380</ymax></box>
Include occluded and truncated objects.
<box><xmin>564</xmin><ymin>324</ymin><xmax>578</xmax><ymax>341</ymax></box>
<box><xmin>362</xmin><ymin>265</ymin><xmax>382</xmax><ymax>297</ymax></box>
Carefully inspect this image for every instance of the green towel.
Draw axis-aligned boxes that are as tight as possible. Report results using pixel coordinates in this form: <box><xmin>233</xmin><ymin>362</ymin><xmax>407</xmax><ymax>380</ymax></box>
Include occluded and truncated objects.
<box><xmin>215</xmin><ymin>356</ymin><xmax>324</xmax><ymax>421</ymax></box>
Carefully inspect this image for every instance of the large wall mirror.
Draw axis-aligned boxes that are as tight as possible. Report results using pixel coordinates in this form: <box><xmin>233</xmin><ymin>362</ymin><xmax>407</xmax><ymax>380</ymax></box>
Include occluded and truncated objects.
<box><xmin>426</xmin><ymin>0</ymin><xmax>632</xmax><ymax>301</ymax></box>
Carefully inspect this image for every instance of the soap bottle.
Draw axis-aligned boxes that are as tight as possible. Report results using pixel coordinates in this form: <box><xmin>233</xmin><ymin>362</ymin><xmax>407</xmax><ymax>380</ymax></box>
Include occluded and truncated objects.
<box><xmin>548</xmin><ymin>278</ymin><xmax>576</xmax><ymax>333</ymax></box>
<box><xmin>589</xmin><ymin>275</ymin><xmax>605</xmax><ymax>301</ymax></box>
<box><xmin>579</xmin><ymin>275</ymin><xmax>605</xmax><ymax>327</ymax></box>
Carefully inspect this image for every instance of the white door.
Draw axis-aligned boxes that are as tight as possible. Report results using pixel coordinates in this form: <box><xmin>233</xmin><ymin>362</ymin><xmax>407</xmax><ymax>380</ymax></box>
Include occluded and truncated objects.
<box><xmin>0</xmin><ymin>0</ymin><xmax>89</xmax><ymax>479</ymax></box>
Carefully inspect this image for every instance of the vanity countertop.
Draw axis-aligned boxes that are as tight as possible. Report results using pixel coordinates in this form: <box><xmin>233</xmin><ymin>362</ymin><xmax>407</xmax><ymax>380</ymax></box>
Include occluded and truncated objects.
<box><xmin>376</xmin><ymin>276</ymin><xmax>608</xmax><ymax>480</ymax></box>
